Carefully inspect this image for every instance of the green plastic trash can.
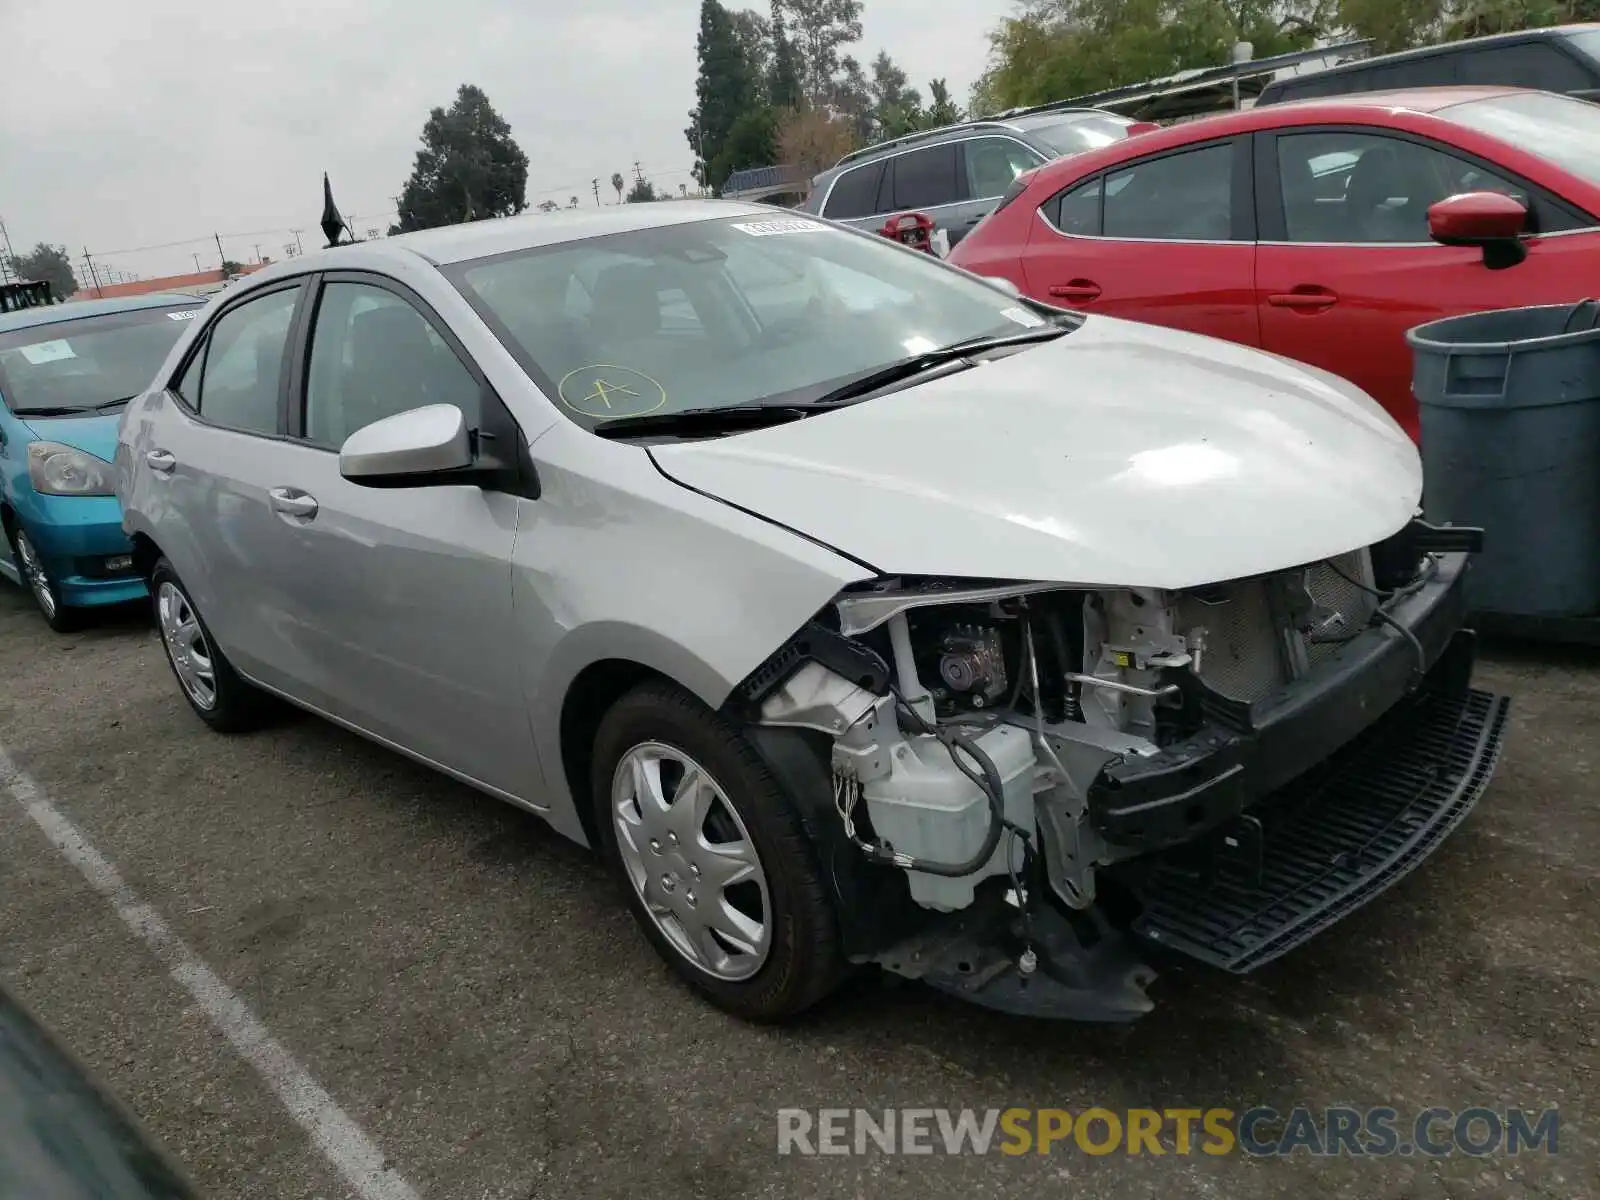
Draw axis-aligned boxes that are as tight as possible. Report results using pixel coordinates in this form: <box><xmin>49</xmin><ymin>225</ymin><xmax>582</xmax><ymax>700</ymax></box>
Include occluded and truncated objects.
<box><xmin>1407</xmin><ymin>299</ymin><xmax>1600</xmax><ymax>618</ymax></box>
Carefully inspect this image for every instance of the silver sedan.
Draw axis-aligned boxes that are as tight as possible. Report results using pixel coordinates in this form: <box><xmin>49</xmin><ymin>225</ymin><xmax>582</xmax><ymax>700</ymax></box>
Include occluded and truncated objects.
<box><xmin>117</xmin><ymin>201</ymin><xmax>1503</xmax><ymax>1023</ymax></box>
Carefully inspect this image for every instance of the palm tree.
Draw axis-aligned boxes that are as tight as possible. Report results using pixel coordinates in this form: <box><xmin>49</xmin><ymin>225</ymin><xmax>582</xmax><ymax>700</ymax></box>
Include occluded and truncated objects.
<box><xmin>611</xmin><ymin>172</ymin><xmax>625</xmax><ymax>204</ymax></box>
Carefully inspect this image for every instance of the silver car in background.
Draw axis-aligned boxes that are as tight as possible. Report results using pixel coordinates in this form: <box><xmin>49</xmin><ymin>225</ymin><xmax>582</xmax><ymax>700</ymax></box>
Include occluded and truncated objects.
<box><xmin>117</xmin><ymin>202</ymin><xmax>1506</xmax><ymax>1023</ymax></box>
<box><xmin>797</xmin><ymin>108</ymin><xmax>1147</xmax><ymax>247</ymax></box>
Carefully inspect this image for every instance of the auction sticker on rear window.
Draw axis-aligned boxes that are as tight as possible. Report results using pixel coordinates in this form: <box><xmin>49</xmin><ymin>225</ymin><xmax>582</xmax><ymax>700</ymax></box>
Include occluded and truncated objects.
<box><xmin>730</xmin><ymin>217</ymin><xmax>828</xmax><ymax>237</ymax></box>
<box><xmin>17</xmin><ymin>339</ymin><xmax>76</xmax><ymax>365</ymax></box>
<box><xmin>166</xmin><ymin>310</ymin><xmax>200</xmax><ymax>321</ymax></box>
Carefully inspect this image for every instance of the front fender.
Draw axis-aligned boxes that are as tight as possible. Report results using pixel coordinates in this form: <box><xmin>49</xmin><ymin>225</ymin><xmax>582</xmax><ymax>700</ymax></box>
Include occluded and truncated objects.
<box><xmin>513</xmin><ymin>435</ymin><xmax>874</xmax><ymax>846</ymax></box>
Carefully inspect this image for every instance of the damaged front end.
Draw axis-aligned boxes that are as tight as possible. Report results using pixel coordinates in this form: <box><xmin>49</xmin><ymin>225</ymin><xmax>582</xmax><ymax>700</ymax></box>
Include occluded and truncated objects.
<box><xmin>728</xmin><ymin>519</ymin><xmax>1511</xmax><ymax>1021</ymax></box>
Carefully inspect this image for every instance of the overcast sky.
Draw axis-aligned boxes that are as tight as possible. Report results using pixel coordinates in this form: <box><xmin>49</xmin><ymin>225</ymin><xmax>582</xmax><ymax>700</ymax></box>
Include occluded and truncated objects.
<box><xmin>0</xmin><ymin>0</ymin><xmax>1014</xmax><ymax>284</ymax></box>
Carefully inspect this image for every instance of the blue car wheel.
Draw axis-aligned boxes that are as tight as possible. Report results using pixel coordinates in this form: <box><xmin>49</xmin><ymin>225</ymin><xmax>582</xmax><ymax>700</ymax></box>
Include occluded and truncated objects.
<box><xmin>7</xmin><ymin>524</ymin><xmax>80</xmax><ymax>633</ymax></box>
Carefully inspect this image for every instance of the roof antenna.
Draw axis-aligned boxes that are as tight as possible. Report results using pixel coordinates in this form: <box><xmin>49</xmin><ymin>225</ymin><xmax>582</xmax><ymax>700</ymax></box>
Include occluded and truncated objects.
<box><xmin>321</xmin><ymin>172</ymin><xmax>359</xmax><ymax>248</ymax></box>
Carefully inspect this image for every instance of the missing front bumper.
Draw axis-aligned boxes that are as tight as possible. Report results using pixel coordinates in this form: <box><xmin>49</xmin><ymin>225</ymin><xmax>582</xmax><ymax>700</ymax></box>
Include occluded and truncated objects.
<box><xmin>867</xmin><ymin>629</ymin><xmax>1509</xmax><ymax>1018</ymax></box>
<box><xmin>1126</xmin><ymin>666</ymin><xmax>1510</xmax><ymax>973</ymax></box>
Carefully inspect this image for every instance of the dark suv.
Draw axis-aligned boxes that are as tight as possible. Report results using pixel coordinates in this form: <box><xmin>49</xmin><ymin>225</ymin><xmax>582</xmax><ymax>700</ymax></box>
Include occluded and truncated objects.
<box><xmin>1256</xmin><ymin>23</ymin><xmax>1600</xmax><ymax>106</ymax></box>
<box><xmin>799</xmin><ymin>107</ymin><xmax>1145</xmax><ymax>247</ymax></box>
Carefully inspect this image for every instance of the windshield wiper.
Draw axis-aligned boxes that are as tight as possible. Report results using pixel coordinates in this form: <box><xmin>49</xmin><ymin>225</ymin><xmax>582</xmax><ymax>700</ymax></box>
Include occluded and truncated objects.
<box><xmin>593</xmin><ymin>404</ymin><xmax>818</xmax><ymax>440</ymax></box>
<box><xmin>806</xmin><ymin>326</ymin><xmax>1071</xmax><ymax>408</ymax></box>
<box><xmin>591</xmin><ymin>326</ymin><xmax>1073</xmax><ymax>440</ymax></box>
<box><xmin>93</xmin><ymin>394</ymin><xmax>139</xmax><ymax>411</ymax></box>
<box><xmin>9</xmin><ymin>406</ymin><xmax>87</xmax><ymax>417</ymax></box>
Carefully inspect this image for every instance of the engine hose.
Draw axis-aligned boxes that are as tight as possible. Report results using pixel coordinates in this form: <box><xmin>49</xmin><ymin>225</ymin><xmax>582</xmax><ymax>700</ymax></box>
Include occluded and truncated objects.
<box><xmin>1323</xmin><ymin>554</ymin><xmax>1436</xmax><ymax>687</ymax></box>
<box><xmin>854</xmin><ymin>689</ymin><xmax>1012</xmax><ymax>878</ymax></box>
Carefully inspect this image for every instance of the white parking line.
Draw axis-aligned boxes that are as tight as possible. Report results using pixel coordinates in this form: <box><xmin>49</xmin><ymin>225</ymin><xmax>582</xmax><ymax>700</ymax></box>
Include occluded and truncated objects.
<box><xmin>0</xmin><ymin>745</ymin><xmax>423</xmax><ymax>1200</ymax></box>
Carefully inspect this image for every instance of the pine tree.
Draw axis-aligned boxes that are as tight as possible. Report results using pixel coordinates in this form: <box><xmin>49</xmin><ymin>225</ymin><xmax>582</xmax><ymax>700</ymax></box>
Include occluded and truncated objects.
<box><xmin>769</xmin><ymin>1</ymin><xmax>803</xmax><ymax>109</ymax></box>
<box><xmin>392</xmin><ymin>85</ymin><xmax>528</xmax><ymax>232</ymax></box>
<box><xmin>684</xmin><ymin>0</ymin><xmax>761</xmax><ymax>188</ymax></box>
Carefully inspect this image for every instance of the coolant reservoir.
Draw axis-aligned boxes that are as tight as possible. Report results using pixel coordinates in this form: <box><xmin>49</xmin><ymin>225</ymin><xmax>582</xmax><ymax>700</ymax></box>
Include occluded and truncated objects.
<box><xmin>861</xmin><ymin>723</ymin><xmax>1037</xmax><ymax>911</ymax></box>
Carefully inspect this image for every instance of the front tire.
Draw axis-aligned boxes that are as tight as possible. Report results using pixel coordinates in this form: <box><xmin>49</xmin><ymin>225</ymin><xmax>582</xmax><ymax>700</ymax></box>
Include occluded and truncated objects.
<box><xmin>8</xmin><ymin>525</ymin><xmax>80</xmax><ymax>633</ymax></box>
<box><xmin>591</xmin><ymin>681</ymin><xmax>846</xmax><ymax>1022</ymax></box>
<box><xmin>150</xmin><ymin>557</ymin><xmax>264</xmax><ymax>733</ymax></box>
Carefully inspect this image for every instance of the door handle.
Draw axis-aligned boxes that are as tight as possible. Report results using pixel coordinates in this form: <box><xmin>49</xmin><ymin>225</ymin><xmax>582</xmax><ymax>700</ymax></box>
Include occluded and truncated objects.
<box><xmin>268</xmin><ymin>488</ymin><xmax>318</xmax><ymax>519</ymax></box>
<box><xmin>1048</xmin><ymin>280</ymin><xmax>1102</xmax><ymax>302</ymax></box>
<box><xmin>1267</xmin><ymin>288</ymin><xmax>1338</xmax><ymax>311</ymax></box>
<box><xmin>145</xmin><ymin>450</ymin><xmax>176</xmax><ymax>473</ymax></box>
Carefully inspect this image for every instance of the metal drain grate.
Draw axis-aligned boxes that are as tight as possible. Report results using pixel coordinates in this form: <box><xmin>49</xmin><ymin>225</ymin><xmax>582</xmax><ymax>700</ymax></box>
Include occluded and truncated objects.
<box><xmin>1130</xmin><ymin>686</ymin><xmax>1511</xmax><ymax>973</ymax></box>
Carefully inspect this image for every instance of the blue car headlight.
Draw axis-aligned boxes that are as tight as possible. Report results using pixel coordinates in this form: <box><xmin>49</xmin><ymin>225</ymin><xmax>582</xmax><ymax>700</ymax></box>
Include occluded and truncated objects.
<box><xmin>27</xmin><ymin>442</ymin><xmax>116</xmax><ymax>497</ymax></box>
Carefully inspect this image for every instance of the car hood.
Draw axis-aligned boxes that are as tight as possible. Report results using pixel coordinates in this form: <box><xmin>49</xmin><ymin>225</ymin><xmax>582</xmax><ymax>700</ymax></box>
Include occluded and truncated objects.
<box><xmin>649</xmin><ymin>316</ymin><xmax>1421</xmax><ymax>589</ymax></box>
<box><xmin>19</xmin><ymin>412</ymin><xmax>121</xmax><ymax>463</ymax></box>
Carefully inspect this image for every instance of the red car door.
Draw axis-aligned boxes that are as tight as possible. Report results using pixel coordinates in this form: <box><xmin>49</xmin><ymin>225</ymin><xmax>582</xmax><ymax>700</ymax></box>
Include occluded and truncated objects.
<box><xmin>1255</xmin><ymin>127</ymin><xmax>1600</xmax><ymax>439</ymax></box>
<box><xmin>1021</xmin><ymin>137</ymin><xmax>1261</xmax><ymax>346</ymax></box>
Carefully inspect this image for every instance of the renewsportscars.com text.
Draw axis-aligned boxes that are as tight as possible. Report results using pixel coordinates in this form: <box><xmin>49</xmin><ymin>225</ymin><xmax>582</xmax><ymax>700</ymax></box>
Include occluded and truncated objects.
<box><xmin>777</xmin><ymin>1106</ymin><xmax>1560</xmax><ymax>1158</ymax></box>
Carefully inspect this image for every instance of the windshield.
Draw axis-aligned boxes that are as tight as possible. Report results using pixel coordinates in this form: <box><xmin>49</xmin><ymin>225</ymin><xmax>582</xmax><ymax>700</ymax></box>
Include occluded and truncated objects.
<box><xmin>1019</xmin><ymin>113</ymin><xmax>1135</xmax><ymax>157</ymax></box>
<box><xmin>0</xmin><ymin>304</ymin><xmax>201</xmax><ymax>414</ymax></box>
<box><xmin>1437</xmin><ymin>91</ymin><xmax>1600</xmax><ymax>187</ymax></box>
<box><xmin>449</xmin><ymin>214</ymin><xmax>1055</xmax><ymax>428</ymax></box>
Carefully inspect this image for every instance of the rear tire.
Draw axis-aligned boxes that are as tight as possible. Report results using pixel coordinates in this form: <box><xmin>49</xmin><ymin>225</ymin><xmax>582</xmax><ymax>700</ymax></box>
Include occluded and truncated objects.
<box><xmin>150</xmin><ymin>557</ymin><xmax>265</xmax><ymax>733</ymax></box>
<box><xmin>591</xmin><ymin>681</ymin><xmax>846</xmax><ymax>1022</ymax></box>
<box><xmin>7</xmin><ymin>524</ymin><xmax>80</xmax><ymax>633</ymax></box>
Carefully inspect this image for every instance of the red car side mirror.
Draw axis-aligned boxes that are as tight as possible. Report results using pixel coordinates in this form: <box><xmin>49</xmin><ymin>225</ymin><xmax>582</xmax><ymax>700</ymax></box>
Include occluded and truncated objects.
<box><xmin>1427</xmin><ymin>191</ymin><xmax>1529</xmax><ymax>269</ymax></box>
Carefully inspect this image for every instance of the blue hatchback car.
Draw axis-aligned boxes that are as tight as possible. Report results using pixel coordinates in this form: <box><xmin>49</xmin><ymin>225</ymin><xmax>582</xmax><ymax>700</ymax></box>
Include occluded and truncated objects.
<box><xmin>0</xmin><ymin>293</ymin><xmax>205</xmax><ymax>630</ymax></box>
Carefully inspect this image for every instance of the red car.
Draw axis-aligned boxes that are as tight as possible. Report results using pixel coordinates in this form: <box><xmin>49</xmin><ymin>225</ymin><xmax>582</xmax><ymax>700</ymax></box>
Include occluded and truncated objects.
<box><xmin>949</xmin><ymin>86</ymin><xmax>1600</xmax><ymax>439</ymax></box>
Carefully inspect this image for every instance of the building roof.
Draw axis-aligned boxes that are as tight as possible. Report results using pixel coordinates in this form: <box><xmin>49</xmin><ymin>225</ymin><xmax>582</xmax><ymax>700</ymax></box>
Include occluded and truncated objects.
<box><xmin>1049</xmin><ymin>39</ymin><xmax>1376</xmax><ymax>120</ymax></box>
<box><xmin>72</xmin><ymin>264</ymin><xmax>266</xmax><ymax>302</ymax></box>
<box><xmin>0</xmin><ymin>291</ymin><xmax>203</xmax><ymax>334</ymax></box>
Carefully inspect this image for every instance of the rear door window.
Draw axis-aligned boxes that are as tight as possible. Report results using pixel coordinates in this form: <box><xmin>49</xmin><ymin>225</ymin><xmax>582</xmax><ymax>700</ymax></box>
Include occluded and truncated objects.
<box><xmin>1454</xmin><ymin>43</ymin><xmax>1594</xmax><ymax>91</ymax></box>
<box><xmin>188</xmin><ymin>287</ymin><xmax>300</xmax><ymax>435</ymax></box>
<box><xmin>1102</xmin><ymin>143</ymin><xmax>1235</xmax><ymax>240</ymax></box>
<box><xmin>821</xmin><ymin>162</ymin><xmax>885</xmax><ymax>219</ymax></box>
<box><xmin>1044</xmin><ymin>177</ymin><xmax>1104</xmax><ymax>236</ymax></box>
<box><xmin>964</xmin><ymin>136</ymin><xmax>1045</xmax><ymax>201</ymax></box>
<box><xmin>1365</xmin><ymin>56</ymin><xmax>1458</xmax><ymax>88</ymax></box>
<box><xmin>887</xmin><ymin>144</ymin><xmax>962</xmax><ymax>209</ymax></box>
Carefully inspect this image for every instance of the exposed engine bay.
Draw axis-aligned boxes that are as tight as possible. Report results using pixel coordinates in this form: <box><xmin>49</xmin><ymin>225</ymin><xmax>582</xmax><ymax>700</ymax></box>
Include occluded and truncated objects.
<box><xmin>736</xmin><ymin>517</ymin><xmax>1511</xmax><ymax>1020</ymax></box>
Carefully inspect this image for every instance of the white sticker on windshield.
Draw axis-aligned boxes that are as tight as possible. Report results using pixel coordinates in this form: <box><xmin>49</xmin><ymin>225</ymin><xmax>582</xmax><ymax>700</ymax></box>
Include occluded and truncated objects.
<box><xmin>166</xmin><ymin>309</ymin><xmax>200</xmax><ymax>321</ymax></box>
<box><xmin>18</xmin><ymin>339</ymin><xmax>76</xmax><ymax>365</ymax></box>
<box><xmin>1001</xmin><ymin>306</ymin><xmax>1046</xmax><ymax>329</ymax></box>
<box><xmin>730</xmin><ymin>217</ymin><xmax>828</xmax><ymax>237</ymax></box>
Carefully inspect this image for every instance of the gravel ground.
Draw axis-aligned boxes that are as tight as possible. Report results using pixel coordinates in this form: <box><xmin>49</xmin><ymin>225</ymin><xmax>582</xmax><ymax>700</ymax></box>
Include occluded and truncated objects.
<box><xmin>0</xmin><ymin>581</ymin><xmax>1593</xmax><ymax>1199</ymax></box>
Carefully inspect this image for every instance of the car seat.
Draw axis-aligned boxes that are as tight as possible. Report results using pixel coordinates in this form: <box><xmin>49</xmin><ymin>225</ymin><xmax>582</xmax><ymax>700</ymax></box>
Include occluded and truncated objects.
<box><xmin>588</xmin><ymin>263</ymin><xmax>664</xmax><ymax>346</ymax></box>
<box><xmin>1342</xmin><ymin>147</ymin><xmax>1439</xmax><ymax>243</ymax></box>
<box><xmin>328</xmin><ymin>304</ymin><xmax>459</xmax><ymax>443</ymax></box>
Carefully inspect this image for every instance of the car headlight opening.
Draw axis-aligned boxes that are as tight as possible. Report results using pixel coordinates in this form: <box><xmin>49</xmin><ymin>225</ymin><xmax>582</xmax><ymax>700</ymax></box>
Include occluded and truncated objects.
<box><xmin>27</xmin><ymin>442</ymin><xmax>116</xmax><ymax>497</ymax></box>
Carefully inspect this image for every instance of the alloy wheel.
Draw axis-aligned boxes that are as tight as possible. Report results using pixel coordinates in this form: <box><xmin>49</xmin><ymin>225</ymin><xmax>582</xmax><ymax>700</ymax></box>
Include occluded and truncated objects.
<box><xmin>14</xmin><ymin>531</ymin><xmax>57</xmax><ymax>620</ymax></box>
<box><xmin>156</xmin><ymin>581</ymin><xmax>217</xmax><ymax>711</ymax></box>
<box><xmin>611</xmin><ymin>741</ymin><xmax>773</xmax><ymax>981</ymax></box>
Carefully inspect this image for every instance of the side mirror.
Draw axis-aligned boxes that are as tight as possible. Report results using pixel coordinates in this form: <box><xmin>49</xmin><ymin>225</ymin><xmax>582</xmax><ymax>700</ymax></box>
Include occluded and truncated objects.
<box><xmin>339</xmin><ymin>403</ymin><xmax>474</xmax><ymax>487</ymax></box>
<box><xmin>1427</xmin><ymin>191</ymin><xmax>1529</xmax><ymax>270</ymax></box>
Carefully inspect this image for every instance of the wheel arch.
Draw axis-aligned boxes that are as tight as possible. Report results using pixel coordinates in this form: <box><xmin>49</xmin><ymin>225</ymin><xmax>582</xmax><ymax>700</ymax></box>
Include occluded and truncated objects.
<box><xmin>129</xmin><ymin>531</ymin><xmax>163</xmax><ymax>582</ymax></box>
<box><xmin>557</xmin><ymin>657</ymin><xmax>680</xmax><ymax>852</ymax></box>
